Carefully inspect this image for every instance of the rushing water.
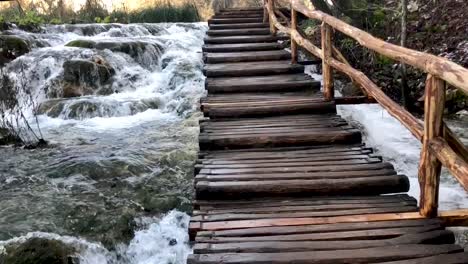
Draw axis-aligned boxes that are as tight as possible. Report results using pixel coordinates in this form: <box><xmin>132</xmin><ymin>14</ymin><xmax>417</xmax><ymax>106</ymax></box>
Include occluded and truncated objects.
<box><xmin>0</xmin><ymin>23</ymin><xmax>207</xmax><ymax>262</ymax></box>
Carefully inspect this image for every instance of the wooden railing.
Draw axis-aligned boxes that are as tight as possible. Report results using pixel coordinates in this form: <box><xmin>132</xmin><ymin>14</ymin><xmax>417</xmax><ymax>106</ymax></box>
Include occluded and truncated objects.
<box><xmin>264</xmin><ymin>0</ymin><xmax>468</xmax><ymax>222</ymax></box>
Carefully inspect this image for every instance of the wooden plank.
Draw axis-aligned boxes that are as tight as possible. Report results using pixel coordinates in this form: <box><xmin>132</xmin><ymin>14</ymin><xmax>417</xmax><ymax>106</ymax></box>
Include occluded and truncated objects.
<box><xmin>187</xmin><ymin>244</ymin><xmax>462</xmax><ymax>264</ymax></box>
<box><xmin>195</xmin><ymin>175</ymin><xmax>410</xmax><ymax>199</ymax></box>
<box><xmin>209</xmin><ymin>23</ymin><xmax>269</xmax><ymax>30</ymax></box>
<box><xmin>195</xmin><ymin>169</ymin><xmax>397</xmax><ymax>182</ymax></box>
<box><xmin>195</xmin><ymin>194</ymin><xmax>414</xmax><ymax>208</ymax></box>
<box><xmin>196</xmin><ymin>217</ymin><xmax>438</xmax><ymax>237</ymax></box>
<box><xmin>194</xmin><ymin>201</ymin><xmax>417</xmax><ymax>215</ymax></box>
<box><xmin>204</xmin><ymin>35</ymin><xmax>288</xmax><ymax>44</ymax></box>
<box><xmin>195</xmin><ymin>225</ymin><xmax>441</xmax><ymax>243</ymax></box>
<box><xmin>199</xmin><ymin>130</ymin><xmax>362</xmax><ymax>150</ymax></box>
<box><xmin>199</xmin><ymin>163</ymin><xmax>395</xmax><ymax>175</ymax></box>
<box><xmin>193</xmin><ymin>230</ymin><xmax>455</xmax><ymax>253</ymax></box>
<box><xmin>204</xmin><ymin>50</ymin><xmax>291</xmax><ymax>63</ymax></box>
<box><xmin>208</xmin><ymin>18</ymin><xmax>264</xmax><ymax>25</ymax></box>
<box><xmin>204</xmin><ymin>102</ymin><xmax>336</xmax><ymax>118</ymax></box>
<box><xmin>207</xmin><ymin>28</ymin><xmax>270</xmax><ymax>36</ymax></box>
<box><xmin>206</xmin><ymin>74</ymin><xmax>320</xmax><ymax>93</ymax></box>
<box><xmin>203</xmin><ymin>42</ymin><xmax>283</xmax><ymax>52</ymax></box>
<box><xmin>203</xmin><ymin>61</ymin><xmax>304</xmax><ymax>77</ymax></box>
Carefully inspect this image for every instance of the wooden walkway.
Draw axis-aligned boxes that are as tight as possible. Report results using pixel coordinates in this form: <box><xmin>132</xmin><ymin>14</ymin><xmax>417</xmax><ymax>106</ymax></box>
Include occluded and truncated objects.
<box><xmin>187</xmin><ymin>8</ymin><xmax>468</xmax><ymax>264</ymax></box>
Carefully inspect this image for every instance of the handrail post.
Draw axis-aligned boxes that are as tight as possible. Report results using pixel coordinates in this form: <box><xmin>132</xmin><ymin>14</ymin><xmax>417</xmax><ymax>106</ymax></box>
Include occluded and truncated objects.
<box><xmin>419</xmin><ymin>75</ymin><xmax>445</xmax><ymax>217</ymax></box>
<box><xmin>268</xmin><ymin>0</ymin><xmax>277</xmax><ymax>35</ymax></box>
<box><xmin>321</xmin><ymin>22</ymin><xmax>334</xmax><ymax>101</ymax></box>
<box><xmin>263</xmin><ymin>0</ymin><xmax>268</xmax><ymax>23</ymax></box>
<box><xmin>291</xmin><ymin>6</ymin><xmax>298</xmax><ymax>64</ymax></box>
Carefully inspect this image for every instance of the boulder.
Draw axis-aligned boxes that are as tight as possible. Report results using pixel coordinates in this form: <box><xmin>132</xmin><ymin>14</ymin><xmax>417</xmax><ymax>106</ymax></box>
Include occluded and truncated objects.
<box><xmin>0</xmin><ymin>35</ymin><xmax>31</xmax><ymax>66</ymax></box>
<box><xmin>2</xmin><ymin>237</ymin><xmax>78</xmax><ymax>264</ymax></box>
<box><xmin>65</xmin><ymin>40</ymin><xmax>164</xmax><ymax>62</ymax></box>
<box><xmin>340</xmin><ymin>82</ymin><xmax>364</xmax><ymax>97</ymax></box>
<box><xmin>0</xmin><ymin>127</ymin><xmax>22</xmax><ymax>146</ymax></box>
<box><xmin>61</xmin><ymin>58</ymin><xmax>115</xmax><ymax>98</ymax></box>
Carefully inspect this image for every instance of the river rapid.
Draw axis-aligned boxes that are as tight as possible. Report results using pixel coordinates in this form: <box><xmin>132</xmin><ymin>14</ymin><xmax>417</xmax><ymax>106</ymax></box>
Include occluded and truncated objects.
<box><xmin>0</xmin><ymin>23</ymin><xmax>207</xmax><ymax>263</ymax></box>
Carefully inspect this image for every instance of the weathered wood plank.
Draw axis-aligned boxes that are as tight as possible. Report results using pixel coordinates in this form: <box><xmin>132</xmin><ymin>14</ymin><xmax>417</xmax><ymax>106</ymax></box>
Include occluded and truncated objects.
<box><xmin>209</xmin><ymin>23</ymin><xmax>270</xmax><ymax>30</ymax></box>
<box><xmin>207</xmin><ymin>28</ymin><xmax>270</xmax><ymax>36</ymax></box>
<box><xmin>195</xmin><ymin>225</ymin><xmax>441</xmax><ymax>243</ymax></box>
<box><xmin>203</xmin><ymin>60</ymin><xmax>304</xmax><ymax>77</ymax></box>
<box><xmin>208</xmin><ymin>18</ymin><xmax>264</xmax><ymax>25</ymax></box>
<box><xmin>193</xmin><ymin>230</ymin><xmax>455</xmax><ymax>253</ymax></box>
<box><xmin>204</xmin><ymin>35</ymin><xmax>288</xmax><ymax>44</ymax></box>
<box><xmin>204</xmin><ymin>50</ymin><xmax>291</xmax><ymax>63</ymax></box>
<box><xmin>205</xmin><ymin>74</ymin><xmax>320</xmax><ymax>93</ymax></box>
<box><xmin>203</xmin><ymin>42</ymin><xmax>283</xmax><ymax>52</ymax></box>
<box><xmin>187</xmin><ymin>244</ymin><xmax>463</xmax><ymax>264</ymax></box>
<box><xmin>195</xmin><ymin>175</ymin><xmax>409</xmax><ymax>199</ymax></box>
<box><xmin>196</xmin><ymin>217</ymin><xmax>437</xmax><ymax>237</ymax></box>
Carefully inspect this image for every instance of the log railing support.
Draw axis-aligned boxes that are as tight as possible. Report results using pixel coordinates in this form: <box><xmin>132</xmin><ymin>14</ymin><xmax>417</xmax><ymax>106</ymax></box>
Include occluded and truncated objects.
<box><xmin>268</xmin><ymin>0</ymin><xmax>277</xmax><ymax>35</ymax></box>
<box><xmin>321</xmin><ymin>22</ymin><xmax>334</xmax><ymax>101</ymax></box>
<box><xmin>419</xmin><ymin>75</ymin><xmax>446</xmax><ymax>217</ymax></box>
<box><xmin>263</xmin><ymin>0</ymin><xmax>268</xmax><ymax>23</ymax></box>
<box><xmin>291</xmin><ymin>7</ymin><xmax>298</xmax><ymax>64</ymax></box>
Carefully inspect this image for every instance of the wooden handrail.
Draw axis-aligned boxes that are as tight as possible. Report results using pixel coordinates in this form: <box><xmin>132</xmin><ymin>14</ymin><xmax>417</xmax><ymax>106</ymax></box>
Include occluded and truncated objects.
<box><xmin>291</xmin><ymin>0</ymin><xmax>468</xmax><ymax>95</ymax></box>
<box><xmin>264</xmin><ymin>0</ymin><xmax>468</xmax><ymax>222</ymax></box>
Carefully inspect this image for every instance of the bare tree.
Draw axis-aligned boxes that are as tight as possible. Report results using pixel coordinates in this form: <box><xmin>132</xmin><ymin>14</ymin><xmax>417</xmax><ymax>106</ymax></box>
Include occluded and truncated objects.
<box><xmin>0</xmin><ymin>65</ymin><xmax>46</xmax><ymax>147</ymax></box>
<box><xmin>400</xmin><ymin>0</ymin><xmax>410</xmax><ymax>109</ymax></box>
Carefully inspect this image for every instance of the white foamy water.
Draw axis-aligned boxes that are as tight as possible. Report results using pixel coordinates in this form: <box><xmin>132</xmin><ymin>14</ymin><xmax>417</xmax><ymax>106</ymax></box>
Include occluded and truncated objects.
<box><xmin>337</xmin><ymin>104</ymin><xmax>468</xmax><ymax>209</ymax></box>
<box><xmin>0</xmin><ymin>210</ymin><xmax>192</xmax><ymax>264</ymax></box>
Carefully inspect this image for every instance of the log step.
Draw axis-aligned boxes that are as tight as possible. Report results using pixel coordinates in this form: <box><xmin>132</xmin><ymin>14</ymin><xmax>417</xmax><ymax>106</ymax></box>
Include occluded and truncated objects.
<box><xmin>204</xmin><ymin>35</ymin><xmax>288</xmax><ymax>44</ymax></box>
<box><xmin>203</xmin><ymin>61</ymin><xmax>304</xmax><ymax>77</ymax></box>
<box><xmin>201</xmin><ymin>95</ymin><xmax>336</xmax><ymax>118</ymax></box>
<box><xmin>205</xmin><ymin>74</ymin><xmax>320</xmax><ymax>93</ymax></box>
<box><xmin>212</xmin><ymin>14</ymin><xmax>264</xmax><ymax>19</ymax></box>
<box><xmin>204</xmin><ymin>50</ymin><xmax>291</xmax><ymax>63</ymax></box>
<box><xmin>207</xmin><ymin>28</ymin><xmax>271</xmax><ymax>36</ymax></box>
<box><xmin>208</xmin><ymin>17</ymin><xmax>264</xmax><ymax>25</ymax></box>
<box><xmin>209</xmin><ymin>23</ymin><xmax>269</xmax><ymax>30</ymax></box>
<box><xmin>199</xmin><ymin>115</ymin><xmax>362</xmax><ymax>150</ymax></box>
<box><xmin>188</xmin><ymin>244</ymin><xmax>465</xmax><ymax>264</ymax></box>
<box><xmin>203</xmin><ymin>42</ymin><xmax>283</xmax><ymax>53</ymax></box>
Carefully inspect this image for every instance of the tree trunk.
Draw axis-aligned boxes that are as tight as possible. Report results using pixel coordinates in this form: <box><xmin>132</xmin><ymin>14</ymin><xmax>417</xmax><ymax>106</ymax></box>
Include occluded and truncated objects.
<box><xmin>400</xmin><ymin>0</ymin><xmax>410</xmax><ymax>109</ymax></box>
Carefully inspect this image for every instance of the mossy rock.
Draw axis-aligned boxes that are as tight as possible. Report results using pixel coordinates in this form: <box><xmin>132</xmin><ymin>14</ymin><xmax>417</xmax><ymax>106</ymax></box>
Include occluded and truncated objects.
<box><xmin>65</xmin><ymin>40</ymin><xmax>163</xmax><ymax>60</ymax></box>
<box><xmin>0</xmin><ymin>35</ymin><xmax>31</xmax><ymax>66</ymax></box>
<box><xmin>3</xmin><ymin>238</ymin><xmax>77</xmax><ymax>264</ymax></box>
<box><xmin>65</xmin><ymin>40</ymin><xmax>96</xmax><ymax>49</ymax></box>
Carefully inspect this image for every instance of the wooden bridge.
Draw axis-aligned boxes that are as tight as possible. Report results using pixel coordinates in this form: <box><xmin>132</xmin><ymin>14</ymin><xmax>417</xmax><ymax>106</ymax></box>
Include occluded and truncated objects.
<box><xmin>187</xmin><ymin>1</ymin><xmax>468</xmax><ymax>263</ymax></box>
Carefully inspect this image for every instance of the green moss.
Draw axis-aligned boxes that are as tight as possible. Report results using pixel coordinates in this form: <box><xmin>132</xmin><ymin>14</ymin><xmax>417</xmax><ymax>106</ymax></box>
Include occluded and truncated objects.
<box><xmin>65</xmin><ymin>40</ymin><xmax>96</xmax><ymax>49</ymax></box>
<box><xmin>376</xmin><ymin>54</ymin><xmax>394</xmax><ymax>66</ymax></box>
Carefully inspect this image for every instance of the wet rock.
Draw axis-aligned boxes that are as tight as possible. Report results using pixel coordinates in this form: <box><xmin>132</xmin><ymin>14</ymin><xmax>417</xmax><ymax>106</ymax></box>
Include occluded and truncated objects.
<box><xmin>340</xmin><ymin>82</ymin><xmax>364</xmax><ymax>97</ymax></box>
<box><xmin>61</xmin><ymin>58</ymin><xmax>115</xmax><ymax>98</ymax></box>
<box><xmin>2</xmin><ymin>237</ymin><xmax>78</xmax><ymax>264</ymax></box>
<box><xmin>456</xmin><ymin>110</ymin><xmax>468</xmax><ymax>121</ymax></box>
<box><xmin>169</xmin><ymin>238</ymin><xmax>177</xmax><ymax>246</ymax></box>
<box><xmin>0</xmin><ymin>128</ymin><xmax>22</xmax><ymax>146</ymax></box>
<box><xmin>0</xmin><ymin>35</ymin><xmax>31</xmax><ymax>66</ymax></box>
<box><xmin>446</xmin><ymin>89</ymin><xmax>468</xmax><ymax>113</ymax></box>
<box><xmin>65</xmin><ymin>40</ymin><xmax>164</xmax><ymax>66</ymax></box>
